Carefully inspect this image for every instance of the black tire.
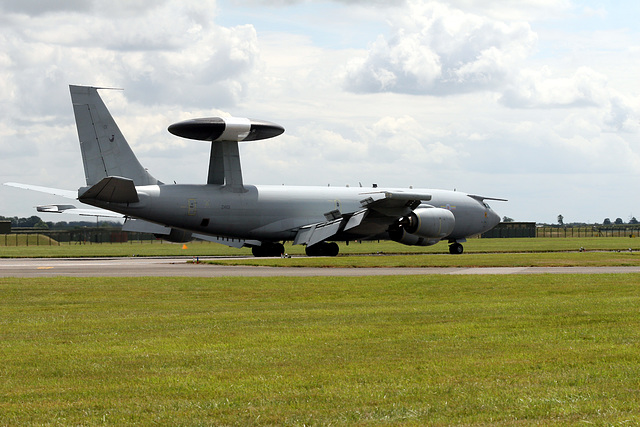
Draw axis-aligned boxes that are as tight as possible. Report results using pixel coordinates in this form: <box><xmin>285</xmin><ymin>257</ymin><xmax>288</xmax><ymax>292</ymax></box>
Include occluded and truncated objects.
<box><xmin>305</xmin><ymin>242</ymin><xmax>340</xmax><ymax>257</ymax></box>
<box><xmin>305</xmin><ymin>244</ymin><xmax>320</xmax><ymax>257</ymax></box>
<box><xmin>449</xmin><ymin>243</ymin><xmax>464</xmax><ymax>255</ymax></box>
<box><xmin>326</xmin><ymin>242</ymin><xmax>339</xmax><ymax>257</ymax></box>
<box><xmin>273</xmin><ymin>243</ymin><xmax>285</xmax><ymax>256</ymax></box>
<box><xmin>252</xmin><ymin>242</ymin><xmax>285</xmax><ymax>257</ymax></box>
<box><xmin>252</xmin><ymin>245</ymin><xmax>266</xmax><ymax>257</ymax></box>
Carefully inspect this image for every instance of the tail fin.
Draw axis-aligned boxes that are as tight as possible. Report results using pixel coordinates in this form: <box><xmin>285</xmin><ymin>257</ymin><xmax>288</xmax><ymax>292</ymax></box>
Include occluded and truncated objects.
<box><xmin>69</xmin><ymin>85</ymin><xmax>160</xmax><ymax>186</ymax></box>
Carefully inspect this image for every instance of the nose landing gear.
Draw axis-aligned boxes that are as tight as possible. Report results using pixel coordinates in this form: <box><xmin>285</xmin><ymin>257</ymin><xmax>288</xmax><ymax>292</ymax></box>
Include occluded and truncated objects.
<box><xmin>449</xmin><ymin>242</ymin><xmax>464</xmax><ymax>255</ymax></box>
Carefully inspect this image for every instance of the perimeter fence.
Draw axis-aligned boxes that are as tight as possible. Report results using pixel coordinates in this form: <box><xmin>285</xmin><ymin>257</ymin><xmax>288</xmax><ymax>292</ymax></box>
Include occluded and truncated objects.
<box><xmin>4</xmin><ymin>225</ymin><xmax>640</xmax><ymax>246</ymax></box>
<box><xmin>535</xmin><ymin>226</ymin><xmax>640</xmax><ymax>238</ymax></box>
<box><xmin>2</xmin><ymin>228</ymin><xmax>155</xmax><ymax>246</ymax></box>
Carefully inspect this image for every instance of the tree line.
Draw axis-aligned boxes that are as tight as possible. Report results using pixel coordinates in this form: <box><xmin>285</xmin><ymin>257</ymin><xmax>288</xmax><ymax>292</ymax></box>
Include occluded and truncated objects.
<box><xmin>555</xmin><ymin>215</ymin><xmax>638</xmax><ymax>226</ymax></box>
<box><xmin>0</xmin><ymin>215</ymin><xmax>121</xmax><ymax>230</ymax></box>
<box><xmin>501</xmin><ymin>215</ymin><xmax>640</xmax><ymax>226</ymax></box>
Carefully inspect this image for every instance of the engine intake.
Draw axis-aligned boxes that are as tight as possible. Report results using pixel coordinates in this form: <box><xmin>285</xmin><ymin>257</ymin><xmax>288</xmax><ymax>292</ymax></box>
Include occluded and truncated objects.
<box><xmin>403</xmin><ymin>207</ymin><xmax>455</xmax><ymax>239</ymax></box>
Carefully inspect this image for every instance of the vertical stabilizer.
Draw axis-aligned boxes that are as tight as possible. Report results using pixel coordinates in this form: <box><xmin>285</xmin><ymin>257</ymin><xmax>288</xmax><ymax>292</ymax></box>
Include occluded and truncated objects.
<box><xmin>70</xmin><ymin>85</ymin><xmax>160</xmax><ymax>186</ymax></box>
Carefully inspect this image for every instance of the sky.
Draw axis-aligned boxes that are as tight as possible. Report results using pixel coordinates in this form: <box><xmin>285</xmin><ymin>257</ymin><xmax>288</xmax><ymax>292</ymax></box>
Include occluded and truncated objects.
<box><xmin>1</xmin><ymin>0</ymin><xmax>639</xmax><ymax>224</ymax></box>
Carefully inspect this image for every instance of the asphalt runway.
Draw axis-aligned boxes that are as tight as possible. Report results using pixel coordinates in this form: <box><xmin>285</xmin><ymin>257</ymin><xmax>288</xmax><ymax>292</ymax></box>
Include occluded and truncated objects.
<box><xmin>2</xmin><ymin>257</ymin><xmax>640</xmax><ymax>277</ymax></box>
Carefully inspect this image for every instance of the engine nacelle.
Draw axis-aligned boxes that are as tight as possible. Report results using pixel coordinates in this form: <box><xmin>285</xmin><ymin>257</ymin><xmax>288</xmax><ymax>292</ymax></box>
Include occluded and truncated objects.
<box><xmin>403</xmin><ymin>207</ymin><xmax>455</xmax><ymax>239</ymax></box>
<box><xmin>154</xmin><ymin>228</ymin><xmax>193</xmax><ymax>243</ymax></box>
<box><xmin>389</xmin><ymin>228</ymin><xmax>439</xmax><ymax>247</ymax></box>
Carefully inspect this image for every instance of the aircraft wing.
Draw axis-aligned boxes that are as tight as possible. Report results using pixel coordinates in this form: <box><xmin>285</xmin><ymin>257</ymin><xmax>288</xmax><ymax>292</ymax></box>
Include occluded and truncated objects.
<box><xmin>293</xmin><ymin>191</ymin><xmax>431</xmax><ymax>246</ymax></box>
<box><xmin>123</xmin><ymin>218</ymin><xmax>261</xmax><ymax>248</ymax></box>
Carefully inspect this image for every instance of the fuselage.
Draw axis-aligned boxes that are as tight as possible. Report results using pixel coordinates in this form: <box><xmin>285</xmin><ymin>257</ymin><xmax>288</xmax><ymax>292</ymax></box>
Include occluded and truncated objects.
<box><xmin>85</xmin><ymin>184</ymin><xmax>501</xmax><ymax>244</ymax></box>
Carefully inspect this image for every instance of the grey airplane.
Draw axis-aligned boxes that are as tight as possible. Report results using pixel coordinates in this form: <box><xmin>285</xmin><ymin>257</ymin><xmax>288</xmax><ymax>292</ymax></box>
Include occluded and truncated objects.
<box><xmin>6</xmin><ymin>85</ymin><xmax>504</xmax><ymax>256</ymax></box>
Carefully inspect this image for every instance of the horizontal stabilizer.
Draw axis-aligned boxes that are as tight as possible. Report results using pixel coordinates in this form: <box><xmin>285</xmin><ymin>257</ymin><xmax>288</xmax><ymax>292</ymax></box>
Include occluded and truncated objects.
<box><xmin>37</xmin><ymin>204</ymin><xmax>77</xmax><ymax>212</ymax></box>
<box><xmin>4</xmin><ymin>182</ymin><xmax>77</xmax><ymax>199</ymax></box>
<box><xmin>35</xmin><ymin>204</ymin><xmax>123</xmax><ymax>218</ymax></box>
<box><xmin>79</xmin><ymin>176</ymin><xmax>139</xmax><ymax>203</ymax></box>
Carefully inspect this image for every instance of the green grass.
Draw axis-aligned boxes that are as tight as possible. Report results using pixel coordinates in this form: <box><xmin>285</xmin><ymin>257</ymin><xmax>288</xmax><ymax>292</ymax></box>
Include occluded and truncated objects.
<box><xmin>4</xmin><ymin>236</ymin><xmax>640</xmax><ymax>258</ymax></box>
<box><xmin>1</xmin><ymin>275</ymin><xmax>640</xmax><ymax>425</ymax></box>
<box><xmin>0</xmin><ymin>238</ymin><xmax>249</xmax><ymax>258</ymax></box>
<box><xmin>0</xmin><ymin>233</ymin><xmax>56</xmax><ymax>247</ymax></box>
<box><xmin>206</xmin><ymin>251</ymin><xmax>640</xmax><ymax>268</ymax></box>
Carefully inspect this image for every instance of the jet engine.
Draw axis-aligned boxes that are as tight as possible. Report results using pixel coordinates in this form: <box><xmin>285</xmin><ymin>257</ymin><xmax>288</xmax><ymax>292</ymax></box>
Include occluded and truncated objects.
<box><xmin>154</xmin><ymin>228</ymin><xmax>193</xmax><ymax>243</ymax></box>
<box><xmin>402</xmin><ymin>207</ymin><xmax>455</xmax><ymax>239</ymax></box>
<box><xmin>388</xmin><ymin>228</ymin><xmax>434</xmax><ymax>246</ymax></box>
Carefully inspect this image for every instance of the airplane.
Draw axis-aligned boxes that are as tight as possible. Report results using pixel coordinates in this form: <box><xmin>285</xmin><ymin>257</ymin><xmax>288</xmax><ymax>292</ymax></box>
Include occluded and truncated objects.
<box><xmin>5</xmin><ymin>85</ymin><xmax>504</xmax><ymax>257</ymax></box>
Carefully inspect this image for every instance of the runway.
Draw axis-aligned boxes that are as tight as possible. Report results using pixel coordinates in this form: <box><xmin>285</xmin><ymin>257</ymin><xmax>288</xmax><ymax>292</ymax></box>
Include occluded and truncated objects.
<box><xmin>2</xmin><ymin>257</ymin><xmax>640</xmax><ymax>277</ymax></box>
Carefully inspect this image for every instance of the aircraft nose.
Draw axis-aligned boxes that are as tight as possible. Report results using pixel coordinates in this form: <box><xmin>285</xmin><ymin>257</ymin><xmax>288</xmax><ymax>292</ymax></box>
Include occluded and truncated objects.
<box><xmin>488</xmin><ymin>209</ymin><xmax>501</xmax><ymax>228</ymax></box>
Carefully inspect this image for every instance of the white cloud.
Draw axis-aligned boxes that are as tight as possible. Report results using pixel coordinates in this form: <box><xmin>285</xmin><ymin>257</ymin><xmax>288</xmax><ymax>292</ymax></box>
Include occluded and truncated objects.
<box><xmin>1</xmin><ymin>0</ymin><xmax>640</xmax><ymax>224</ymax></box>
<box><xmin>0</xmin><ymin>0</ymin><xmax>257</xmax><ymax>113</ymax></box>
<box><xmin>344</xmin><ymin>1</ymin><xmax>537</xmax><ymax>95</ymax></box>
<box><xmin>500</xmin><ymin>67</ymin><xmax>608</xmax><ymax>108</ymax></box>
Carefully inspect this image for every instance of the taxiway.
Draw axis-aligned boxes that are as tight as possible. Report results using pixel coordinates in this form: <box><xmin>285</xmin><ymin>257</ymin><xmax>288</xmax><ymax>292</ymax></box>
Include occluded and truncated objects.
<box><xmin>2</xmin><ymin>257</ymin><xmax>640</xmax><ymax>277</ymax></box>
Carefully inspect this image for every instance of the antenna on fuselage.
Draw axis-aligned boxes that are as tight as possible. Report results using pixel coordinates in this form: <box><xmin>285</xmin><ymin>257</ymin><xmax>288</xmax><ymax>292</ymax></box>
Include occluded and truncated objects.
<box><xmin>167</xmin><ymin>117</ymin><xmax>284</xmax><ymax>192</ymax></box>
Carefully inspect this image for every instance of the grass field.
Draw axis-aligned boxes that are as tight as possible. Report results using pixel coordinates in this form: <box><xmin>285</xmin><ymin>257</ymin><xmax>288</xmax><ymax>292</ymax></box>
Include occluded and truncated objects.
<box><xmin>1</xmin><ymin>275</ymin><xmax>640</xmax><ymax>425</ymax></box>
<box><xmin>3</xmin><ymin>236</ymin><xmax>640</xmax><ymax>258</ymax></box>
<box><xmin>205</xmin><ymin>251</ymin><xmax>640</xmax><ymax>268</ymax></box>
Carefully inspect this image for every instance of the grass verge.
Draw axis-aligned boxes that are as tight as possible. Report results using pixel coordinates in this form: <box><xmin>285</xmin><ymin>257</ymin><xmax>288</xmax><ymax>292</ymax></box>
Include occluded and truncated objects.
<box><xmin>1</xmin><ymin>275</ymin><xmax>640</xmax><ymax>425</ymax></box>
<box><xmin>3</xmin><ymin>237</ymin><xmax>640</xmax><ymax>258</ymax></box>
<box><xmin>205</xmin><ymin>251</ymin><xmax>640</xmax><ymax>268</ymax></box>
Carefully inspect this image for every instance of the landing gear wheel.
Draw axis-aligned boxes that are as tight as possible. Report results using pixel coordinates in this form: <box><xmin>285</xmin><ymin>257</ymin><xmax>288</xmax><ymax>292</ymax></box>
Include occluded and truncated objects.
<box><xmin>449</xmin><ymin>242</ymin><xmax>464</xmax><ymax>255</ymax></box>
<box><xmin>305</xmin><ymin>241</ymin><xmax>340</xmax><ymax>257</ymax></box>
<box><xmin>274</xmin><ymin>243</ymin><xmax>285</xmax><ymax>256</ymax></box>
<box><xmin>325</xmin><ymin>242</ymin><xmax>339</xmax><ymax>257</ymax></box>
<box><xmin>252</xmin><ymin>242</ymin><xmax>286</xmax><ymax>257</ymax></box>
<box><xmin>252</xmin><ymin>246</ymin><xmax>266</xmax><ymax>257</ymax></box>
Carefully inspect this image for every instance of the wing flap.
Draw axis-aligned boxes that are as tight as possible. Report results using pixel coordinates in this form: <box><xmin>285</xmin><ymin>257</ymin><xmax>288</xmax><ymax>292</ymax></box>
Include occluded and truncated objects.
<box><xmin>293</xmin><ymin>218</ymin><xmax>343</xmax><ymax>246</ymax></box>
<box><xmin>293</xmin><ymin>208</ymin><xmax>369</xmax><ymax>246</ymax></box>
<box><xmin>344</xmin><ymin>208</ymin><xmax>367</xmax><ymax>231</ymax></box>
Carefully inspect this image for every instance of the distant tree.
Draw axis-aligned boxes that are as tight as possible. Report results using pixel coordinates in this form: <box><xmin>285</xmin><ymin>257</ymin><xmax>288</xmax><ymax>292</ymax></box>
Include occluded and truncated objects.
<box><xmin>16</xmin><ymin>216</ymin><xmax>45</xmax><ymax>228</ymax></box>
<box><xmin>630</xmin><ymin>217</ymin><xmax>638</xmax><ymax>225</ymax></box>
<box><xmin>0</xmin><ymin>216</ymin><xmax>121</xmax><ymax>230</ymax></box>
<box><xmin>603</xmin><ymin>218</ymin><xmax>611</xmax><ymax>225</ymax></box>
<box><xmin>502</xmin><ymin>216</ymin><xmax>514</xmax><ymax>223</ymax></box>
<box><xmin>34</xmin><ymin>219</ymin><xmax>48</xmax><ymax>229</ymax></box>
<box><xmin>615</xmin><ymin>218</ymin><xmax>624</xmax><ymax>225</ymax></box>
<box><xmin>557</xmin><ymin>214</ymin><xmax>564</xmax><ymax>226</ymax></box>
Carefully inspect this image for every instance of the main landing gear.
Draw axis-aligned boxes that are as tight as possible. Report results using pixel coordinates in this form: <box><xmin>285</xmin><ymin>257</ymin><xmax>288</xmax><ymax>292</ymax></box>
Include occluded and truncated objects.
<box><xmin>305</xmin><ymin>241</ymin><xmax>339</xmax><ymax>257</ymax></box>
<box><xmin>251</xmin><ymin>242</ymin><xmax>285</xmax><ymax>257</ymax></box>
<box><xmin>448</xmin><ymin>242</ymin><xmax>464</xmax><ymax>255</ymax></box>
<box><xmin>251</xmin><ymin>241</ymin><xmax>340</xmax><ymax>257</ymax></box>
